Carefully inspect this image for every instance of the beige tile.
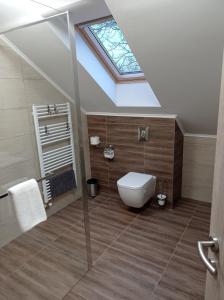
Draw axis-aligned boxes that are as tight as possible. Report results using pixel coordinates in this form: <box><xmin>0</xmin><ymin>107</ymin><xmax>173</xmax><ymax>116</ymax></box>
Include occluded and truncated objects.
<box><xmin>0</xmin><ymin>159</ymin><xmax>38</xmax><ymax>192</ymax></box>
<box><xmin>183</xmin><ymin>142</ymin><xmax>216</xmax><ymax>165</ymax></box>
<box><xmin>182</xmin><ymin>136</ymin><xmax>216</xmax><ymax>203</ymax></box>
<box><xmin>0</xmin><ymin>134</ymin><xmax>34</xmax><ymax>169</ymax></box>
<box><xmin>0</xmin><ymin>46</ymin><xmax>22</xmax><ymax>79</ymax></box>
<box><xmin>0</xmin><ymin>108</ymin><xmax>31</xmax><ymax>140</ymax></box>
<box><xmin>182</xmin><ymin>163</ymin><xmax>214</xmax><ymax>202</ymax></box>
<box><xmin>0</xmin><ymin>79</ymin><xmax>26</xmax><ymax>109</ymax></box>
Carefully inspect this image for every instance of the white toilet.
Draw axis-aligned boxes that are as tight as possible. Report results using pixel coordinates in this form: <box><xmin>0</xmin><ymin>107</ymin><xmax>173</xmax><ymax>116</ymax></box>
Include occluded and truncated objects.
<box><xmin>117</xmin><ymin>172</ymin><xmax>156</xmax><ymax>208</ymax></box>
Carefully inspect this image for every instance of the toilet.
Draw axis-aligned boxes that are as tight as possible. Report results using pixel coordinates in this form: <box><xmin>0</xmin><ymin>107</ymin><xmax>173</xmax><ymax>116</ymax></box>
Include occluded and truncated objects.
<box><xmin>117</xmin><ymin>172</ymin><xmax>156</xmax><ymax>208</ymax></box>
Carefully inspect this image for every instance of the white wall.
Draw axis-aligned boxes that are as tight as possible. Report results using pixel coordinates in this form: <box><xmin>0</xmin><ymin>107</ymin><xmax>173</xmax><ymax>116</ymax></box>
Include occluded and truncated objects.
<box><xmin>4</xmin><ymin>0</ymin><xmax>224</xmax><ymax>134</ymax></box>
<box><xmin>105</xmin><ymin>0</ymin><xmax>224</xmax><ymax>134</ymax></box>
<box><xmin>182</xmin><ymin>135</ymin><xmax>216</xmax><ymax>202</ymax></box>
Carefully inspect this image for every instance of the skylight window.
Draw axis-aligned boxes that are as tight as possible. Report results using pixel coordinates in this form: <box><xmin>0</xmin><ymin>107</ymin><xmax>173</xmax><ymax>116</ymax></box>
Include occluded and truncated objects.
<box><xmin>77</xmin><ymin>17</ymin><xmax>144</xmax><ymax>82</ymax></box>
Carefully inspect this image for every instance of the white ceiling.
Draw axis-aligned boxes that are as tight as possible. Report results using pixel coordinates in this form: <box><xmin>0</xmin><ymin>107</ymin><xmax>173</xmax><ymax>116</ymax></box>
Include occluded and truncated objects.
<box><xmin>0</xmin><ymin>0</ymin><xmax>54</xmax><ymax>33</ymax></box>
<box><xmin>0</xmin><ymin>0</ymin><xmax>87</xmax><ymax>33</ymax></box>
<box><xmin>105</xmin><ymin>0</ymin><xmax>224</xmax><ymax>134</ymax></box>
<box><xmin>1</xmin><ymin>0</ymin><xmax>224</xmax><ymax>134</ymax></box>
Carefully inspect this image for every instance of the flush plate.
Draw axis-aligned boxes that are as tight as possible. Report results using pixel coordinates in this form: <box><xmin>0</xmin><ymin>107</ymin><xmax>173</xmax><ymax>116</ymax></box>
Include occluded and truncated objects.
<box><xmin>138</xmin><ymin>127</ymin><xmax>149</xmax><ymax>141</ymax></box>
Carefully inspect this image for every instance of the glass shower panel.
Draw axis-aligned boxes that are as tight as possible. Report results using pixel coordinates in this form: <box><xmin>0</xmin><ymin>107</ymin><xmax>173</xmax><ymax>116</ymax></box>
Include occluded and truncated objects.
<box><xmin>0</xmin><ymin>14</ymin><xmax>90</xmax><ymax>298</ymax></box>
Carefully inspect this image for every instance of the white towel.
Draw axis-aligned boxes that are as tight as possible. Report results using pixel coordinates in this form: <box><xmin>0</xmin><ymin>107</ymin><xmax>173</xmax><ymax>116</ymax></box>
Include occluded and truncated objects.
<box><xmin>8</xmin><ymin>179</ymin><xmax>47</xmax><ymax>233</ymax></box>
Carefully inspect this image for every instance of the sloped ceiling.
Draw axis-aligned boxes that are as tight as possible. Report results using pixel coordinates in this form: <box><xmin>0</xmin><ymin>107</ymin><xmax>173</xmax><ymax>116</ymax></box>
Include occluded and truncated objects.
<box><xmin>104</xmin><ymin>0</ymin><xmax>224</xmax><ymax>134</ymax></box>
<box><xmin>1</xmin><ymin>0</ymin><xmax>224</xmax><ymax>134</ymax></box>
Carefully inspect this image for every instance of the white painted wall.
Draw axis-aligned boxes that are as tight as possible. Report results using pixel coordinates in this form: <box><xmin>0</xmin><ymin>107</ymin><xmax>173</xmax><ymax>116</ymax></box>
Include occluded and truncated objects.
<box><xmin>76</xmin><ymin>31</ymin><xmax>116</xmax><ymax>102</ymax></box>
<box><xmin>116</xmin><ymin>82</ymin><xmax>160</xmax><ymax>107</ymax></box>
<box><xmin>3</xmin><ymin>0</ymin><xmax>223</xmax><ymax>134</ymax></box>
<box><xmin>1</xmin><ymin>0</ymin><xmax>223</xmax><ymax>135</ymax></box>
<box><xmin>105</xmin><ymin>0</ymin><xmax>224</xmax><ymax>134</ymax></box>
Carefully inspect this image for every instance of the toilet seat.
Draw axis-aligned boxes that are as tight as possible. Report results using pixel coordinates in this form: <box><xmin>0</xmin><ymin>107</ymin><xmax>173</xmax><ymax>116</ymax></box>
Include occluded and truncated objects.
<box><xmin>117</xmin><ymin>172</ymin><xmax>153</xmax><ymax>190</ymax></box>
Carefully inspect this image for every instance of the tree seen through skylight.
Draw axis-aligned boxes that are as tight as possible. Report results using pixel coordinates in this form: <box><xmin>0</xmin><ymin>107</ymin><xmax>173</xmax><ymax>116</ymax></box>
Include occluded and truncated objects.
<box><xmin>88</xmin><ymin>19</ymin><xmax>142</xmax><ymax>75</ymax></box>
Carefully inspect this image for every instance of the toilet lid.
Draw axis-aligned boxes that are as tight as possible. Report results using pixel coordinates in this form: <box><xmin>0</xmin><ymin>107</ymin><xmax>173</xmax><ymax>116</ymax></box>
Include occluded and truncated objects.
<box><xmin>117</xmin><ymin>172</ymin><xmax>153</xmax><ymax>190</ymax></box>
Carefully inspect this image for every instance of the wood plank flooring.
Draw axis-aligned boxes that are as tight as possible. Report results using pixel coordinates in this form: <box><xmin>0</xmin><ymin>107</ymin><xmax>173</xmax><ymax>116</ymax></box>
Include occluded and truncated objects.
<box><xmin>0</xmin><ymin>194</ymin><xmax>211</xmax><ymax>299</ymax></box>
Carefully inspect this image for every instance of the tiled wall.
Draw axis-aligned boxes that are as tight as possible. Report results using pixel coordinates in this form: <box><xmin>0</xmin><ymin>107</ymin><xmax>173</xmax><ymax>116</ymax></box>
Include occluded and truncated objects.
<box><xmin>0</xmin><ymin>39</ymin><xmax>81</xmax><ymax>246</ymax></box>
<box><xmin>182</xmin><ymin>135</ymin><xmax>216</xmax><ymax>202</ymax></box>
<box><xmin>87</xmin><ymin>115</ymin><xmax>183</xmax><ymax>207</ymax></box>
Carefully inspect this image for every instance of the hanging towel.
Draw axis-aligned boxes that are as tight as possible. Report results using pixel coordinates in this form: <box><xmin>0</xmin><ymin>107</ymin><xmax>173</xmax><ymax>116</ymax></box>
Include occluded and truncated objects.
<box><xmin>8</xmin><ymin>179</ymin><xmax>47</xmax><ymax>233</ymax></box>
<box><xmin>49</xmin><ymin>169</ymin><xmax>76</xmax><ymax>199</ymax></box>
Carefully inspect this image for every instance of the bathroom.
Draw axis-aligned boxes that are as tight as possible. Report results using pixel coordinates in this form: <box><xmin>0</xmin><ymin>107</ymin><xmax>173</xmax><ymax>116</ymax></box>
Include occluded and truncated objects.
<box><xmin>0</xmin><ymin>1</ymin><xmax>223</xmax><ymax>299</ymax></box>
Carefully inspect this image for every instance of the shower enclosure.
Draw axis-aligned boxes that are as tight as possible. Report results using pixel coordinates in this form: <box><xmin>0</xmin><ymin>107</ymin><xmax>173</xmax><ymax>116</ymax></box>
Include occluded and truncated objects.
<box><xmin>0</xmin><ymin>9</ymin><xmax>92</xmax><ymax>291</ymax></box>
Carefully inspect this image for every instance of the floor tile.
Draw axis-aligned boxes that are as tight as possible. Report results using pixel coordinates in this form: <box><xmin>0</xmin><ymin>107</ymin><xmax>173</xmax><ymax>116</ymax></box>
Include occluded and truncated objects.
<box><xmin>0</xmin><ymin>195</ymin><xmax>211</xmax><ymax>300</ymax></box>
<box><xmin>153</xmin><ymin>252</ymin><xmax>206</xmax><ymax>300</ymax></box>
<box><xmin>52</xmin><ymin>223</ymin><xmax>108</xmax><ymax>264</ymax></box>
<box><xmin>0</xmin><ymin>244</ymin><xmax>87</xmax><ymax>300</ymax></box>
<box><xmin>65</xmin><ymin>248</ymin><xmax>159</xmax><ymax>300</ymax></box>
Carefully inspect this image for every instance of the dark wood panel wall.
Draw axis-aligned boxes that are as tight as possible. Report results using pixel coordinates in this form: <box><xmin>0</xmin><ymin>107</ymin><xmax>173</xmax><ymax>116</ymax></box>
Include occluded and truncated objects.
<box><xmin>87</xmin><ymin>115</ymin><xmax>183</xmax><ymax>207</ymax></box>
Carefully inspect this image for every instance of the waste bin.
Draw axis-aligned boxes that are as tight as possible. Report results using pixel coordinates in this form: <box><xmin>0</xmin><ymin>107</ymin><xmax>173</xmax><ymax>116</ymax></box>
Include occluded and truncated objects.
<box><xmin>87</xmin><ymin>178</ymin><xmax>99</xmax><ymax>198</ymax></box>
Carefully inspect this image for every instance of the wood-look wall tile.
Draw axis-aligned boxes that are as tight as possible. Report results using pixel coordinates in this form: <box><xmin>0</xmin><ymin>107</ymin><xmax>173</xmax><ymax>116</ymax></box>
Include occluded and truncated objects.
<box><xmin>109</xmin><ymin>165</ymin><xmax>145</xmax><ymax>183</ymax></box>
<box><xmin>91</xmin><ymin>162</ymin><xmax>109</xmax><ymax>185</ymax></box>
<box><xmin>107</xmin><ymin>123</ymin><xmax>140</xmax><ymax>141</ymax></box>
<box><xmin>87</xmin><ymin>115</ymin><xmax>106</xmax><ymax>125</ymax></box>
<box><xmin>144</xmin><ymin>145</ymin><xmax>174</xmax><ymax>157</ymax></box>
<box><xmin>110</xmin><ymin>154</ymin><xmax>144</xmax><ymax>169</ymax></box>
<box><xmin>87</xmin><ymin>116</ymin><xmax>183</xmax><ymax>206</ymax></box>
<box><xmin>145</xmin><ymin>138</ymin><xmax>174</xmax><ymax>149</ymax></box>
<box><xmin>107</xmin><ymin>116</ymin><xmax>145</xmax><ymax>125</ymax></box>
<box><xmin>144</xmin><ymin>152</ymin><xmax>174</xmax><ymax>163</ymax></box>
<box><xmin>144</xmin><ymin>160</ymin><xmax>173</xmax><ymax>174</ymax></box>
<box><xmin>144</xmin><ymin>117</ymin><xmax>175</xmax><ymax>127</ymax></box>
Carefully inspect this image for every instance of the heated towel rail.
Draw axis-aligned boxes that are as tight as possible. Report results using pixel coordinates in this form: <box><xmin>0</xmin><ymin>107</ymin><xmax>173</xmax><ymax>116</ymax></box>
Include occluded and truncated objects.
<box><xmin>32</xmin><ymin>103</ymin><xmax>76</xmax><ymax>204</ymax></box>
<box><xmin>0</xmin><ymin>172</ymin><xmax>56</xmax><ymax>199</ymax></box>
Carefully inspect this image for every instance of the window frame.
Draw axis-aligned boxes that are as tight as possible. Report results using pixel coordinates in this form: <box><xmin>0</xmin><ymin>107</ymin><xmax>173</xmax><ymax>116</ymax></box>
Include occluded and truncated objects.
<box><xmin>76</xmin><ymin>16</ymin><xmax>145</xmax><ymax>83</ymax></box>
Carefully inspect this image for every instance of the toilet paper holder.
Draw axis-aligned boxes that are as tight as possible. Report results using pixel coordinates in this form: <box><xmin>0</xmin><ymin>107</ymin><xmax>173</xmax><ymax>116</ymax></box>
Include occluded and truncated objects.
<box><xmin>89</xmin><ymin>137</ymin><xmax>115</xmax><ymax>160</ymax></box>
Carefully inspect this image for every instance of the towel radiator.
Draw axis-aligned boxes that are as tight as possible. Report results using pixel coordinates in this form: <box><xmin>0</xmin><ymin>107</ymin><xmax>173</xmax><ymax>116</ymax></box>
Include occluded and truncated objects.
<box><xmin>32</xmin><ymin>103</ymin><xmax>76</xmax><ymax>204</ymax></box>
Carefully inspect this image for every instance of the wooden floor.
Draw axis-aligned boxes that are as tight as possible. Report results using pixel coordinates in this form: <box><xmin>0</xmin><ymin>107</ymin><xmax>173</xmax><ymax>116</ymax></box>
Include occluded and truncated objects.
<box><xmin>0</xmin><ymin>194</ymin><xmax>211</xmax><ymax>300</ymax></box>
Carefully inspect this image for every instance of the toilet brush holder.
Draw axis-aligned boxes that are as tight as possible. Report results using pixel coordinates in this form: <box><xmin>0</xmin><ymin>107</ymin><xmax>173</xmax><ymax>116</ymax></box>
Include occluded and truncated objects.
<box><xmin>156</xmin><ymin>193</ymin><xmax>167</xmax><ymax>207</ymax></box>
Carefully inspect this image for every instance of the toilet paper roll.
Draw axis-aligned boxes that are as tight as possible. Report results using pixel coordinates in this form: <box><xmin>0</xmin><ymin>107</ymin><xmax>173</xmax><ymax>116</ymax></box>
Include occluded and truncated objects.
<box><xmin>90</xmin><ymin>136</ymin><xmax>100</xmax><ymax>145</ymax></box>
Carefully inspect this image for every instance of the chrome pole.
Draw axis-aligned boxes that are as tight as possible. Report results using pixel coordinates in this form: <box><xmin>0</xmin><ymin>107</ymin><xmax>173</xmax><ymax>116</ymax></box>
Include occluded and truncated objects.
<box><xmin>66</xmin><ymin>11</ymin><xmax>92</xmax><ymax>269</ymax></box>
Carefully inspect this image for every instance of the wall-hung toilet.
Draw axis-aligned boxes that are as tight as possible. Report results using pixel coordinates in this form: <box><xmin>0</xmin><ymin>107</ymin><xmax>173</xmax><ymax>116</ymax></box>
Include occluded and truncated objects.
<box><xmin>117</xmin><ymin>172</ymin><xmax>156</xmax><ymax>208</ymax></box>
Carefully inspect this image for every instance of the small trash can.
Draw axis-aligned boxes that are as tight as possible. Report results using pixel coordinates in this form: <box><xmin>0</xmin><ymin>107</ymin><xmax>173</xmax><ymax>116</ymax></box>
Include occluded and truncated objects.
<box><xmin>87</xmin><ymin>178</ymin><xmax>99</xmax><ymax>198</ymax></box>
